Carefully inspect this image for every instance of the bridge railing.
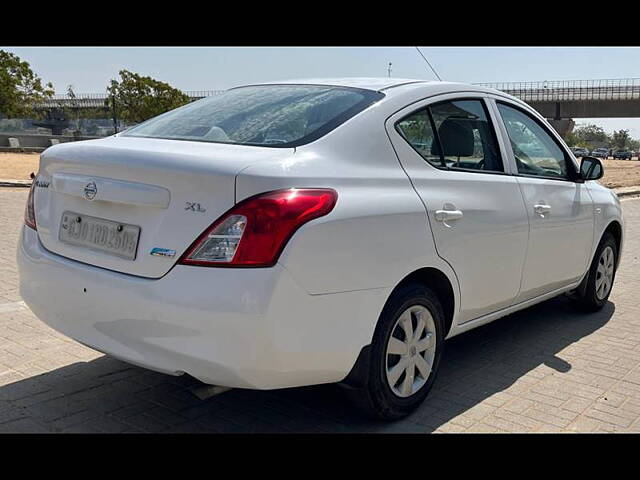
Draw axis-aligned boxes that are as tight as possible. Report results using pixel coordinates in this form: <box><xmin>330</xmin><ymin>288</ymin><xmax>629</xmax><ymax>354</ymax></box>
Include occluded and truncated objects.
<box><xmin>36</xmin><ymin>90</ymin><xmax>225</xmax><ymax>109</ymax></box>
<box><xmin>476</xmin><ymin>78</ymin><xmax>640</xmax><ymax>102</ymax></box>
<box><xmin>35</xmin><ymin>79</ymin><xmax>640</xmax><ymax>109</ymax></box>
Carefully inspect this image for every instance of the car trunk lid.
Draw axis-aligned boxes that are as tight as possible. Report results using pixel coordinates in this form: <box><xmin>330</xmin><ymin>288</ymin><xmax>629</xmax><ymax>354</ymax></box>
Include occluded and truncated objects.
<box><xmin>33</xmin><ymin>135</ymin><xmax>294</xmax><ymax>278</ymax></box>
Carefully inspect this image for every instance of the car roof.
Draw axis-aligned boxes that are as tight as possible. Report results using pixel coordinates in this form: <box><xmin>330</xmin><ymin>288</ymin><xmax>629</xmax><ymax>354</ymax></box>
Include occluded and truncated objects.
<box><xmin>228</xmin><ymin>78</ymin><xmax>532</xmax><ymax>119</ymax></box>
<box><xmin>232</xmin><ymin>78</ymin><xmax>523</xmax><ymax>103</ymax></box>
<box><xmin>236</xmin><ymin>77</ymin><xmax>434</xmax><ymax>91</ymax></box>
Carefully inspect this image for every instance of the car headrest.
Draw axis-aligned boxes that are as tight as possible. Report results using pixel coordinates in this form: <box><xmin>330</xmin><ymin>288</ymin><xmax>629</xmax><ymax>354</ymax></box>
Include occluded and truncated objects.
<box><xmin>431</xmin><ymin>118</ymin><xmax>475</xmax><ymax>157</ymax></box>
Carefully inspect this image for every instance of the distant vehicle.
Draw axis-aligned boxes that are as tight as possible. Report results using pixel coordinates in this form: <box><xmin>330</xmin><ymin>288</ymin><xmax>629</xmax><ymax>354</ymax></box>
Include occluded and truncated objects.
<box><xmin>571</xmin><ymin>147</ymin><xmax>590</xmax><ymax>157</ymax></box>
<box><xmin>591</xmin><ymin>148</ymin><xmax>609</xmax><ymax>159</ymax></box>
<box><xmin>613</xmin><ymin>150</ymin><xmax>632</xmax><ymax>160</ymax></box>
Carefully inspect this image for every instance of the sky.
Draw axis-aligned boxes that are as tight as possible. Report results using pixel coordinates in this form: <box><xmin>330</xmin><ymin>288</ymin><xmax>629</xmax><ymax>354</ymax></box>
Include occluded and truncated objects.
<box><xmin>4</xmin><ymin>46</ymin><xmax>640</xmax><ymax>137</ymax></box>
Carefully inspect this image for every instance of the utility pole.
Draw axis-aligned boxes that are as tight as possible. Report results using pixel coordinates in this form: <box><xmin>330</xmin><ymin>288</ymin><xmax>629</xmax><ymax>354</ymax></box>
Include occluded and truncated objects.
<box><xmin>387</xmin><ymin>62</ymin><xmax>392</xmax><ymax>78</ymax></box>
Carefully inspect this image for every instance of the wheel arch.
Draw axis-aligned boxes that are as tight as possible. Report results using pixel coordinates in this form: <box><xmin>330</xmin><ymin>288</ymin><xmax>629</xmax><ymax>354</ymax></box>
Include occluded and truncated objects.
<box><xmin>573</xmin><ymin>218</ymin><xmax>623</xmax><ymax>301</ymax></box>
<box><xmin>603</xmin><ymin>220</ymin><xmax>622</xmax><ymax>266</ymax></box>
<box><xmin>393</xmin><ymin>267</ymin><xmax>456</xmax><ymax>338</ymax></box>
<box><xmin>340</xmin><ymin>266</ymin><xmax>457</xmax><ymax>390</ymax></box>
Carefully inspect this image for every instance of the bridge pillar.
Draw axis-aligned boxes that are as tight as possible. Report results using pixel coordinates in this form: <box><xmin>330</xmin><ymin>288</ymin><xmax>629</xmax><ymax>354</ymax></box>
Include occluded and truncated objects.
<box><xmin>547</xmin><ymin>118</ymin><xmax>575</xmax><ymax>138</ymax></box>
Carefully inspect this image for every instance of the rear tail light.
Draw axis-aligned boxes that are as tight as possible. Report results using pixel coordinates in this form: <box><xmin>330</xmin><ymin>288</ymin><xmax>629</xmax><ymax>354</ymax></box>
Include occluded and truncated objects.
<box><xmin>24</xmin><ymin>181</ymin><xmax>37</xmax><ymax>230</ymax></box>
<box><xmin>180</xmin><ymin>188</ymin><xmax>337</xmax><ymax>267</ymax></box>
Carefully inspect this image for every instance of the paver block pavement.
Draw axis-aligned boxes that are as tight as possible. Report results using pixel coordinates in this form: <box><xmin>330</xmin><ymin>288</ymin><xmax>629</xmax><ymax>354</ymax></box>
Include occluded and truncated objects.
<box><xmin>1</xmin><ymin>189</ymin><xmax>640</xmax><ymax>432</ymax></box>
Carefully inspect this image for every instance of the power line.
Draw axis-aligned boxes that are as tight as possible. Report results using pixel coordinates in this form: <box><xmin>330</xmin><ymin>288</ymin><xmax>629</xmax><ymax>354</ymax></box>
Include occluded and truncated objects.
<box><xmin>414</xmin><ymin>47</ymin><xmax>442</xmax><ymax>81</ymax></box>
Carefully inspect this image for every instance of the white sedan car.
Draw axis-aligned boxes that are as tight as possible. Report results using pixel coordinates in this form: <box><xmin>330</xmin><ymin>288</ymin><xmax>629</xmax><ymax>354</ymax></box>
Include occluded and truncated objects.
<box><xmin>18</xmin><ymin>78</ymin><xmax>623</xmax><ymax>420</ymax></box>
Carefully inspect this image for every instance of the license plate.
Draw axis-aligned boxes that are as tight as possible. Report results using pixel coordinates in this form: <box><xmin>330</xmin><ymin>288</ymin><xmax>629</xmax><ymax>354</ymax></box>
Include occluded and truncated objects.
<box><xmin>59</xmin><ymin>211</ymin><xmax>141</xmax><ymax>260</ymax></box>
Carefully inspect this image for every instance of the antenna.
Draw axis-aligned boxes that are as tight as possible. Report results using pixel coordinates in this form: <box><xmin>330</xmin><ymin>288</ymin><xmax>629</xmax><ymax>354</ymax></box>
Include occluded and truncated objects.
<box><xmin>414</xmin><ymin>47</ymin><xmax>442</xmax><ymax>81</ymax></box>
<box><xmin>387</xmin><ymin>62</ymin><xmax>392</xmax><ymax>77</ymax></box>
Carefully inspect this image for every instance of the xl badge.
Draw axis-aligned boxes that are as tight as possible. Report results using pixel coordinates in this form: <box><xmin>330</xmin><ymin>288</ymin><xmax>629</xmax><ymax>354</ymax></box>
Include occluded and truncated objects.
<box><xmin>185</xmin><ymin>202</ymin><xmax>206</xmax><ymax>213</ymax></box>
<box><xmin>84</xmin><ymin>181</ymin><xmax>97</xmax><ymax>201</ymax></box>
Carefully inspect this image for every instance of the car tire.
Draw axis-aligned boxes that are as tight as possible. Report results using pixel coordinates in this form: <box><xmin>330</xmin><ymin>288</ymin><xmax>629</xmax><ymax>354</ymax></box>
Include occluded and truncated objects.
<box><xmin>571</xmin><ymin>232</ymin><xmax>618</xmax><ymax>312</ymax></box>
<box><xmin>345</xmin><ymin>283</ymin><xmax>445</xmax><ymax>420</ymax></box>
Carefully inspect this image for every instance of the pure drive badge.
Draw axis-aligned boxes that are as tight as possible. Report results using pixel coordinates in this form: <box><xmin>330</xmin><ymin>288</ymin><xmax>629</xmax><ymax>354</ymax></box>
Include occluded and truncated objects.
<box><xmin>150</xmin><ymin>247</ymin><xmax>176</xmax><ymax>258</ymax></box>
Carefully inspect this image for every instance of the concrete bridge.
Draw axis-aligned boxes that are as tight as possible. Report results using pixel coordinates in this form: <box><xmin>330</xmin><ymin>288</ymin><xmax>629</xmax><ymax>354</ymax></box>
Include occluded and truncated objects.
<box><xmin>477</xmin><ymin>78</ymin><xmax>640</xmax><ymax>135</ymax></box>
<box><xmin>34</xmin><ymin>79</ymin><xmax>640</xmax><ymax>136</ymax></box>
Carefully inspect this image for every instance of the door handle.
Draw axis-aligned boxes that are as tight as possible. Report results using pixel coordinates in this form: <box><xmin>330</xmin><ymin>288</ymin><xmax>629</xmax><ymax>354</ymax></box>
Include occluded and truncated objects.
<box><xmin>435</xmin><ymin>209</ymin><xmax>464</xmax><ymax>222</ymax></box>
<box><xmin>534</xmin><ymin>204</ymin><xmax>552</xmax><ymax>216</ymax></box>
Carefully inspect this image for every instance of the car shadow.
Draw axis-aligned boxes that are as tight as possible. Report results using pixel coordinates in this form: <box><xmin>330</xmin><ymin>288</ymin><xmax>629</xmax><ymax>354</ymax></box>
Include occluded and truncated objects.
<box><xmin>0</xmin><ymin>296</ymin><xmax>615</xmax><ymax>433</ymax></box>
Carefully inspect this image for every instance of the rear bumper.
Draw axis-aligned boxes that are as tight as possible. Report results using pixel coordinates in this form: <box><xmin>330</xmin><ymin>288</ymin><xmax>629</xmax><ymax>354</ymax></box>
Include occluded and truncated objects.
<box><xmin>17</xmin><ymin>226</ymin><xmax>388</xmax><ymax>389</ymax></box>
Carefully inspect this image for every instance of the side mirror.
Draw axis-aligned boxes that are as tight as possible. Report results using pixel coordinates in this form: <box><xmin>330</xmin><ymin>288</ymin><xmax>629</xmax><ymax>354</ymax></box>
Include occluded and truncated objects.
<box><xmin>580</xmin><ymin>156</ymin><xmax>604</xmax><ymax>181</ymax></box>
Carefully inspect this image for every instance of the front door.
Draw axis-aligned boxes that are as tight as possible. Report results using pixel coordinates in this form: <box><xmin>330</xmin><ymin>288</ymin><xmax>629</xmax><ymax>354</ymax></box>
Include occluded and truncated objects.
<box><xmin>493</xmin><ymin>100</ymin><xmax>595</xmax><ymax>302</ymax></box>
<box><xmin>387</xmin><ymin>96</ymin><xmax>529</xmax><ymax>323</ymax></box>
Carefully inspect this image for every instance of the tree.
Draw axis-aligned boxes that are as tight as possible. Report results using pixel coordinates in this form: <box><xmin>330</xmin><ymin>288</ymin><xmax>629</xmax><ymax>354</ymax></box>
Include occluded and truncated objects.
<box><xmin>0</xmin><ymin>50</ymin><xmax>54</xmax><ymax>117</ymax></box>
<box><xmin>611</xmin><ymin>129</ymin><xmax>631</xmax><ymax>150</ymax></box>
<box><xmin>107</xmin><ymin>70</ymin><xmax>190</xmax><ymax>124</ymax></box>
<box><xmin>563</xmin><ymin>130</ymin><xmax>581</xmax><ymax>147</ymax></box>
<box><xmin>566</xmin><ymin>123</ymin><xmax>611</xmax><ymax>149</ymax></box>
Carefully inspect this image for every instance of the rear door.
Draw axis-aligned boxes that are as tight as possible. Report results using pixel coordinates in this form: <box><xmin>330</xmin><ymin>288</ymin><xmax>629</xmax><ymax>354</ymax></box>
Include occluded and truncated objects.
<box><xmin>386</xmin><ymin>94</ymin><xmax>529</xmax><ymax>323</ymax></box>
<box><xmin>491</xmin><ymin>99</ymin><xmax>595</xmax><ymax>302</ymax></box>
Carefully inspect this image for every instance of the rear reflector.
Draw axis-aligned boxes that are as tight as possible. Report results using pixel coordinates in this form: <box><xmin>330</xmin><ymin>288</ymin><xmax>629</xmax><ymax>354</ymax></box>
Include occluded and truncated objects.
<box><xmin>180</xmin><ymin>188</ymin><xmax>337</xmax><ymax>267</ymax></box>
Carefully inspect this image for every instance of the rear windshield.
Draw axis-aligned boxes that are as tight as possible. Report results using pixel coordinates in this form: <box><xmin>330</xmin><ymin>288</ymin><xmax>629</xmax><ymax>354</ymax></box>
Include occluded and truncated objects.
<box><xmin>121</xmin><ymin>84</ymin><xmax>384</xmax><ymax>147</ymax></box>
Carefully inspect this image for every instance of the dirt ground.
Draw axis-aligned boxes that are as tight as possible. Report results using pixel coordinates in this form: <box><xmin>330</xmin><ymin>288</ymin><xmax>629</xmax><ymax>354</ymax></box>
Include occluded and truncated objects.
<box><xmin>1</xmin><ymin>152</ymin><xmax>640</xmax><ymax>189</ymax></box>
<box><xmin>0</xmin><ymin>153</ymin><xmax>39</xmax><ymax>180</ymax></box>
<box><xmin>598</xmin><ymin>158</ymin><xmax>640</xmax><ymax>189</ymax></box>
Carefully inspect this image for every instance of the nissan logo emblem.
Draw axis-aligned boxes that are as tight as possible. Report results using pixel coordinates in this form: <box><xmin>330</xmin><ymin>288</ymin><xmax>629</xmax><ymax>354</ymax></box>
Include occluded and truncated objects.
<box><xmin>84</xmin><ymin>181</ymin><xmax>97</xmax><ymax>201</ymax></box>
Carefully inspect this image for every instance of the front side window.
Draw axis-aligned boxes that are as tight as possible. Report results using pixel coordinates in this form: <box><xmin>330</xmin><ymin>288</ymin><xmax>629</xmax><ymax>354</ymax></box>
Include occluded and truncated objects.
<box><xmin>122</xmin><ymin>85</ymin><xmax>383</xmax><ymax>147</ymax></box>
<box><xmin>396</xmin><ymin>99</ymin><xmax>504</xmax><ymax>173</ymax></box>
<box><xmin>497</xmin><ymin>102</ymin><xmax>569</xmax><ymax>179</ymax></box>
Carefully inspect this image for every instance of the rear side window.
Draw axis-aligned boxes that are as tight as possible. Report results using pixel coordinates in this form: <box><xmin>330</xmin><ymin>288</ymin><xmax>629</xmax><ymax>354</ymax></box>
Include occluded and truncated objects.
<box><xmin>122</xmin><ymin>85</ymin><xmax>384</xmax><ymax>148</ymax></box>
<box><xmin>430</xmin><ymin>100</ymin><xmax>503</xmax><ymax>172</ymax></box>
<box><xmin>395</xmin><ymin>109</ymin><xmax>442</xmax><ymax>168</ymax></box>
<box><xmin>396</xmin><ymin>99</ymin><xmax>504</xmax><ymax>173</ymax></box>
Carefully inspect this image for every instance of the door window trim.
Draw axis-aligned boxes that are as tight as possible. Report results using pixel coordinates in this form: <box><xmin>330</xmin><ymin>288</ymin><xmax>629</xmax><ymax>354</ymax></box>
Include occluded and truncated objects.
<box><xmin>491</xmin><ymin>98</ymin><xmax>582</xmax><ymax>183</ymax></box>
<box><xmin>394</xmin><ymin>96</ymin><xmax>510</xmax><ymax>177</ymax></box>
